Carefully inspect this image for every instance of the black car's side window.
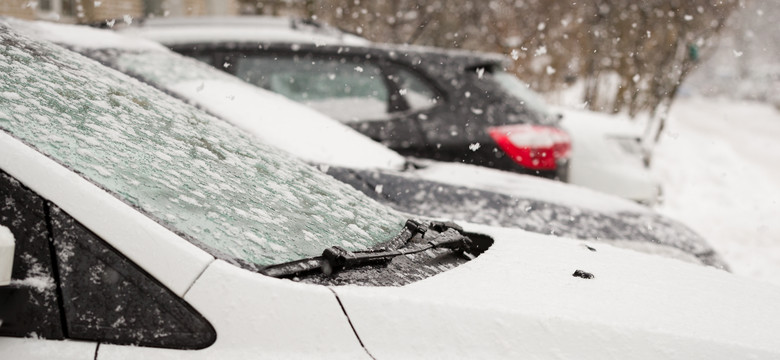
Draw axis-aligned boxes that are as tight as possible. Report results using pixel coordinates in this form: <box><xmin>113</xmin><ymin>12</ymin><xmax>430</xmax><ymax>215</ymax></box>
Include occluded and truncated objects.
<box><xmin>0</xmin><ymin>170</ymin><xmax>215</xmax><ymax>349</ymax></box>
<box><xmin>233</xmin><ymin>54</ymin><xmax>391</xmax><ymax>122</ymax></box>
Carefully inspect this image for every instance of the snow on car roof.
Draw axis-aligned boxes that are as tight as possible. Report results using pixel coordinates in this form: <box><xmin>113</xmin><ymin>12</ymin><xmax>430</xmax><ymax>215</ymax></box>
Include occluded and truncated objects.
<box><xmin>120</xmin><ymin>16</ymin><xmax>506</xmax><ymax>64</ymax></box>
<box><xmin>119</xmin><ymin>16</ymin><xmax>371</xmax><ymax>46</ymax></box>
<box><xmin>11</xmin><ymin>17</ymin><xmax>166</xmax><ymax>52</ymax></box>
<box><xmin>13</xmin><ymin>19</ymin><xmax>406</xmax><ymax>171</ymax></box>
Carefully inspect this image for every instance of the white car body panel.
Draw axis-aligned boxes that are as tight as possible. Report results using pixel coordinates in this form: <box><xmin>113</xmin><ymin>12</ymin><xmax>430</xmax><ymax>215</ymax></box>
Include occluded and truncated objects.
<box><xmin>0</xmin><ymin>225</ymin><xmax>13</xmax><ymax>286</ymax></box>
<box><xmin>3</xmin><ymin>131</ymin><xmax>780</xmax><ymax>358</ymax></box>
<box><xmin>98</xmin><ymin>260</ymin><xmax>370</xmax><ymax>360</ymax></box>
<box><xmin>0</xmin><ymin>338</ymin><xmax>96</xmax><ymax>360</ymax></box>
<box><xmin>559</xmin><ymin>108</ymin><xmax>661</xmax><ymax>204</ymax></box>
<box><xmin>0</xmin><ymin>130</ymin><xmax>214</xmax><ymax>296</ymax></box>
<box><xmin>335</xmin><ymin>224</ymin><xmax>780</xmax><ymax>359</ymax></box>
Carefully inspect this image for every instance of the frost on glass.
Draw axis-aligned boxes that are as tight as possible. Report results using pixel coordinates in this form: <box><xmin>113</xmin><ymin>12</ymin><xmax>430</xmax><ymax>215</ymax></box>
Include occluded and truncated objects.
<box><xmin>0</xmin><ymin>26</ymin><xmax>404</xmax><ymax>268</ymax></box>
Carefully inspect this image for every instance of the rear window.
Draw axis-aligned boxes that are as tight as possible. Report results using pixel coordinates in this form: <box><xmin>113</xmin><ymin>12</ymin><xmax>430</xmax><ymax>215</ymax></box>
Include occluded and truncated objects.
<box><xmin>0</xmin><ymin>24</ymin><xmax>405</xmax><ymax>268</ymax></box>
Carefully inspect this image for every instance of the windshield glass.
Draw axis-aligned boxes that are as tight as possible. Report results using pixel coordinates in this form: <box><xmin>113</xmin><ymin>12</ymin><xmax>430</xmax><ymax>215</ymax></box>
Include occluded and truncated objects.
<box><xmin>490</xmin><ymin>70</ymin><xmax>555</xmax><ymax>118</ymax></box>
<box><xmin>0</xmin><ymin>24</ymin><xmax>405</xmax><ymax>268</ymax></box>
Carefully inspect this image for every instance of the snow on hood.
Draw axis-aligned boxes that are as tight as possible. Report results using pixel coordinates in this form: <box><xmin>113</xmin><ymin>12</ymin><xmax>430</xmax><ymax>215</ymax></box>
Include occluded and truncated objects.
<box><xmin>334</xmin><ymin>223</ymin><xmax>780</xmax><ymax>359</ymax></box>
<box><xmin>409</xmin><ymin>160</ymin><xmax>650</xmax><ymax>213</ymax></box>
<box><xmin>13</xmin><ymin>19</ymin><xmax>406</xmax><ymax>171</ymax></box>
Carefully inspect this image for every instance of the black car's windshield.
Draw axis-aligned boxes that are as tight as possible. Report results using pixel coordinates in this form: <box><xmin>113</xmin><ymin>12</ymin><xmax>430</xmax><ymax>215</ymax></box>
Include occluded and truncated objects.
<box><xmin>0</xmin><ymin>24</ymin><xmax>406</xmax><ymax>268</ymax></box>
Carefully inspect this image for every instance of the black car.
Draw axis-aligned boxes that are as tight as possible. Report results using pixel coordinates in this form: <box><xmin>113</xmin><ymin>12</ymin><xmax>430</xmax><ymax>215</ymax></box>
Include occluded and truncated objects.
<box><xmin>124</xmin><ymin>17</ymin><xmax>571</xmax><ymax>180</ymax></box>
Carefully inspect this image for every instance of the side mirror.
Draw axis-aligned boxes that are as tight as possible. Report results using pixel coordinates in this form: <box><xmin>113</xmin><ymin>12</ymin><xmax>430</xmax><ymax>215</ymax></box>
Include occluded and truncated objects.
<box><xmin>0</xmin><ymin>225</ymin><xmax>14</xmax><ymax>287</ymax></box>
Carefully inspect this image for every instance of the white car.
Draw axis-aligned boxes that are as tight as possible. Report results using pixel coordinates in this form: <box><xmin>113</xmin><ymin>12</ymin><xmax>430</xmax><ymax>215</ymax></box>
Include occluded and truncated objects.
<box><xmin>2</xmin><ymin>20</ymin><xmax>780</xmax><ymax>359</ymax></box>
<box><xmin>13</xmin><ymin>19</ymin><xmax>720</xmax><ymax>267</ymax></box>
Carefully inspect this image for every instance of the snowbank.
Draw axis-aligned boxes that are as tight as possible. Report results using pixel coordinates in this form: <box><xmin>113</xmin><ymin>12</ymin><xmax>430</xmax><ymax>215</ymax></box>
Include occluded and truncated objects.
<box><xmin>654</xmin><ymin>97</ymin><xmax>780</xmax><ymax>286</ymax></box>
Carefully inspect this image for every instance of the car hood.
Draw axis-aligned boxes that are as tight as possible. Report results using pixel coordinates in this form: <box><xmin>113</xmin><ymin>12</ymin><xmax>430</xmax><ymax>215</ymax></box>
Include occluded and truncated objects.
<box><xmin>407</xmin><ymin>159</ymin><xmax>651</xmax><ymax>214</ymax></box>
<box><xmin>333</xmin><ymin>224</ymin><xmax>780</xmax><ymax>359</ymax></box>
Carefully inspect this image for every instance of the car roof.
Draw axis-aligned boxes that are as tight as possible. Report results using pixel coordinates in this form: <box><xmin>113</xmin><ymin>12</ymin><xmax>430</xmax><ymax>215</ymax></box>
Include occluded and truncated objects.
<box><xmin>120</xmin><ymin>16</ymin><xmax>372</xmax><ymax>47</ymax></box>
<box><xmin>121</xmin><ymin>16</ymin><xmax>508</xmax><ymax>68</ymax></box>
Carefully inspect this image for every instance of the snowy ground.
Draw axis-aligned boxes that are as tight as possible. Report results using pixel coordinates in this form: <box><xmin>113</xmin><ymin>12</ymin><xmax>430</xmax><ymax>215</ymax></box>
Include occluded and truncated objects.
<box><xmin>653</xmin><ymin>97</ymin><xmax>780</xmax><ymax>286</ymax></box>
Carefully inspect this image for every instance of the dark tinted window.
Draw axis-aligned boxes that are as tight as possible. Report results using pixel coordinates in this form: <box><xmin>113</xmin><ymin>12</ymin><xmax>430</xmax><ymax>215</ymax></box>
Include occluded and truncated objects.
<box><xmin>0</xmin><ymin>170</ymin><xmax>215</xmax><ymax>349</ymax></box>
<box><xmin>49</xmin><ymin>206</ymin><xmax>215</xmax><ymax>349</ymax></box>
<box><xmin>0</xmin><ymin>171</ymin><xmax>64</xmax><ymax>339</ymax></box>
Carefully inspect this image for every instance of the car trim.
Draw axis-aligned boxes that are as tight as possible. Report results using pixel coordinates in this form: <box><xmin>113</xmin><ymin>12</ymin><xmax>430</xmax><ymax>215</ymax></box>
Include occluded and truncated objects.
<box><xmin>0</xmin><ymin>130</ymin><xmax>214</xmax><ymax>297</ymax></box>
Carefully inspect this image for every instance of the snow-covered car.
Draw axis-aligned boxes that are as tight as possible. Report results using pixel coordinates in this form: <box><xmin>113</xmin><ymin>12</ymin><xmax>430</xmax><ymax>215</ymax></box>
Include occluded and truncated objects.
<box><xmin>17</xmin><ymin>19</ymin><xmax>723</xmax><ymax>267</ymax></box>
<box><xmin>120</xmin><ymin>16</ymin><xmax>572</xmax><ymax>181</ymax></box>
<box><xmin>558</xmin><ymin>108</ymin><xmax>662</xmax><ymax>204</ymax></box>
<box><xmin>3</xmin><ymin>21</ymin><xmax>780</xmax><ymax>359</ymax></box>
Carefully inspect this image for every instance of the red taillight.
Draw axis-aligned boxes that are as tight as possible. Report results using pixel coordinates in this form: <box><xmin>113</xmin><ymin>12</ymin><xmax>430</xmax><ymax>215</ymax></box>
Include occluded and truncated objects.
<box><xmin>488</xmin><ymin>124</ymin><xmax>571</xmax><ymax>171</ymax></box>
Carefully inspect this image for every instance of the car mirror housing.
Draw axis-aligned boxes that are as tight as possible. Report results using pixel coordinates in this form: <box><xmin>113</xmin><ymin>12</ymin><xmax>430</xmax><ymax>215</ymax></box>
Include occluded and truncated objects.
<box><xmin>0</xmin><ymin>225</ymin><xmax>14</xmax><ymax>287</ymax></box>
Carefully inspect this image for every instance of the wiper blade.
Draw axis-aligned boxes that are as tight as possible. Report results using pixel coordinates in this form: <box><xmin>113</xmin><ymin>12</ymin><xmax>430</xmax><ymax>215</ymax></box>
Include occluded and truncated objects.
<box><xmin>259</xmin><ymin>219</ymin><xmax>473</xmax><ymax>278</ymax></box>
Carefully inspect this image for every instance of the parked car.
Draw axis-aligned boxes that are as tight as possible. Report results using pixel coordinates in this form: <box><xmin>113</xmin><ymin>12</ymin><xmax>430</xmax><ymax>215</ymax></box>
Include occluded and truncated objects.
<box><xmin>121</xmin><ymin>16</ymin><xmax>572</xmax><ymax>181</ymax></box>
<box><xmin>19</xmin><ymin>19</ymin><xmax>724</xmax><ymax>267</ymax></box>
<box><xmin>3</xmin><ymin>21</ymin><xmax>780</xmax><ymax>359</ymax></box>
<box><xmin>122</xmin><ymin>16</ymin><xmax>662</xmax><ymax>204</ymax></box>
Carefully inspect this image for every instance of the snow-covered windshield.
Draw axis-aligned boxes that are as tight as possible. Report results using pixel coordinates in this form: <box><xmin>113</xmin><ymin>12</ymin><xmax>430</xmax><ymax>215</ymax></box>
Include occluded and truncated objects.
<box><xmin>490</xmin><ymin>70</ymin><xmax>554</xmax><ymax>118</ymax></box>
<box><xmin>12</xmin><ymin>19</ymin><xmax>406</xmax><ymax>170</ymax></box>
<box><xmin>0</xmin><ymin>24</ymin><xmax>405</xmax><ymax>268</ymax></box>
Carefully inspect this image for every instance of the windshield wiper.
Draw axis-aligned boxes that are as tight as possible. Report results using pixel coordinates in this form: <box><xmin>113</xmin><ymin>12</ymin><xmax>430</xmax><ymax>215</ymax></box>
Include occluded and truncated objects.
<box><xmin>259</xmin><ymin>219</ymin><xmax>474</xmax><ymax>278</ymax></box>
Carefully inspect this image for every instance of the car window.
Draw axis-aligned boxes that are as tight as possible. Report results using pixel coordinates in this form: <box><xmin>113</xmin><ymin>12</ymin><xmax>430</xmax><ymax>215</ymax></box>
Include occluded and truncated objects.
<box><xmin>394</xmin><ymin>68</ymin><xmax>439</xmax><ymax>112</ymax></box>
<box><xmin>49</xmin><ymin>204</ymin><xmax>214</xmax><ymax>348</ymax></box>
<box><xmin>0</xmin><ymin>171</ymin><xmax>64</xmax><ymax>340</ymax></box>
<box><xmin>234</xmin><ymin>55</ymin><xmax>391</xmax><ymax>122</ymax></box>
<box><xmin>0</xmin><ymin>170</ymin><xmax>214</xmax><ymax>348</ymax></box>
<box><xmin>490</xmin><ymin>70</ymin><xmax>555</xmax><ymax>118</ymax></box>
<box><xmin>0</xmin><ymin>24</ymin><xmax>405</xmax><ymax>269</ymax></box>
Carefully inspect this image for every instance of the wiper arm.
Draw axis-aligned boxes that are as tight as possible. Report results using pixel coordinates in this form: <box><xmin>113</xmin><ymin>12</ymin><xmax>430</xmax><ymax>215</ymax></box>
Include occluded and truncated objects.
<box><xmin>259</xmin><ymin>219</ymin><xmax>473</xmax><ymax>278</ymax></box>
